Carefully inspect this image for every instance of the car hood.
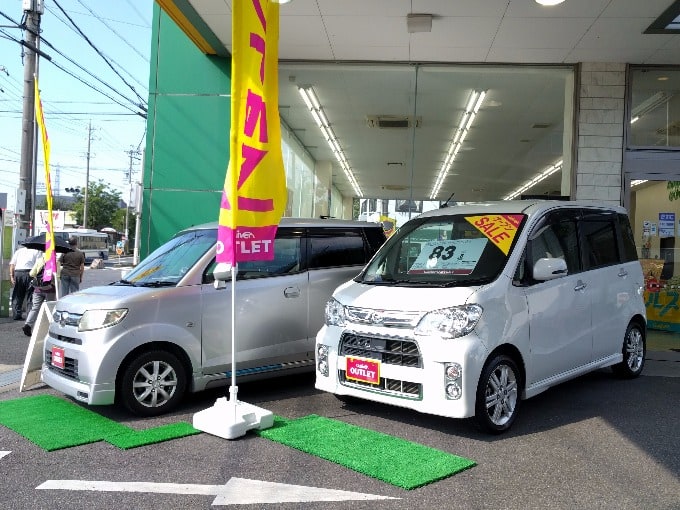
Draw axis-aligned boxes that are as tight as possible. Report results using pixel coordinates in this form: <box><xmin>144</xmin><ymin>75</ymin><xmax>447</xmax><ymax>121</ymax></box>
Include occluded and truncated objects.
<box><xmin>55</xmin><ymin>284</ymin><xmax>165</xmax><ymax>313</ymax></box>
<box><xmin>332</xmin><ymin>280</ymin><xmax>477</xmax><ymax>313</ymax></box>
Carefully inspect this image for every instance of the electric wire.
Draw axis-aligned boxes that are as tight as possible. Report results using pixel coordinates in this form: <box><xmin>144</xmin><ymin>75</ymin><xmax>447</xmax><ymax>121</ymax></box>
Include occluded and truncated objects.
<box><xmin>75</xmin><ymin>0</ymin><xmax>148</xmax><ymax>62</ymax></box>
<box><xmin>45</xmin><ymin>4</ymin><xmax>149</xmax><ymax>93</ymax></box>
<box><xmin>52</xmin><ymin>0</ymin><xmax>147</xmax><ymax>108</ymax></box>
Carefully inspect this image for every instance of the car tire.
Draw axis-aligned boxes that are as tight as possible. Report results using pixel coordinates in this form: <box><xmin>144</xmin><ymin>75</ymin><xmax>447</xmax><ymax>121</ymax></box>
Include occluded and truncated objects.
<box><xmin>474</xmin><ymin>354</ymin><xmax>521</xmax><ymax>434</ymax></box>
<box><xmin>611</xmin><ymin>322</ymin><xmax>645</xmax><ymax>379</ymax></box>
<box><xmin>119</xmin><ymin>350</ymin><xmax>187</xmax><ymax>416</ymax></box>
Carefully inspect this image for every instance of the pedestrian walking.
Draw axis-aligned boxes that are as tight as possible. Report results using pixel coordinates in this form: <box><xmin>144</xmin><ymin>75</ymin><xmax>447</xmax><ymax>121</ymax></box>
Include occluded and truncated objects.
<box><xmin>9</xmin><ymin>244</ymin><xmax>40</xmax><ymax>320</ymax></box>
<box><xmin>23</xmin><ymin>253</ymin><xmax>57</xmax><ymax>337</ymax></box>
<box><xmin>60</xmin><ymin>236</ymin><xmax>86</xmax><ymax>296</ymax></box>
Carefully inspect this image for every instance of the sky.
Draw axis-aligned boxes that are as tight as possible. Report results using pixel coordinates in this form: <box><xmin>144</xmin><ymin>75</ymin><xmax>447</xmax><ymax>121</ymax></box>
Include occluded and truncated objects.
<box><xmin>0</xmin><ymin>0</ymin><xmax>153</xmax><ymax>213</ymax></box>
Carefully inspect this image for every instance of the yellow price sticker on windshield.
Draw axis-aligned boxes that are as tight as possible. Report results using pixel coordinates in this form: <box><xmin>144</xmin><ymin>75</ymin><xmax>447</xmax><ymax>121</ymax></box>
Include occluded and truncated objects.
<box><xmin>465</xmin><ymin>214</ymin><xmax>523</xmax><ymax>255</ymax></box>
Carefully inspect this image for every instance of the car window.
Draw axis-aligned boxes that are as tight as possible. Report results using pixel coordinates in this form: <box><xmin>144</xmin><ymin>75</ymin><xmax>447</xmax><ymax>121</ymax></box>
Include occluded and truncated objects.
<box><xmin>520</xmin><ymin>213</ymin><xmax>580</xmax><ymax>284</ymax></box>
<box><xmin>121</xmin><ymin>228</ymin><xmax>216</xmax><ymax>286</ymax></box>
<box><xmin>617</xmin><ymin>213</ymin><xmax>639</xmax><ymax>262</ymax></box>
<box><xmin>308</xmin><ymin>230</ymin><xmax>367</xmax><ymax>268</ymax></box>
<box><xmin>203</xmin><ymin>236</ymin><xmax>302</xmax><ymax>283</ymax></box>
<box><xmin>580</xmin><ymin>215</ymin><xmax>620</xmax><ymax>269</ymax></box>
<box><xmin>364</xmin><ymin>227</ymin><xmax>388</xmax><ymax>254</ymax></box>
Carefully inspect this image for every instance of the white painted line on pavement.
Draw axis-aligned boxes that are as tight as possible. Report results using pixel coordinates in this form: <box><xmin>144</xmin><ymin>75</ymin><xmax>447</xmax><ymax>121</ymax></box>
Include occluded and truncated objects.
<box><xmin>0</xmin><ymin>451</ymin><xmax>10</xmax><ymax>459</ymax></box>
<box><xmin>36</xmin><ymin>478</ymin><xmax>399</xmax><ymax>505</ymax></box>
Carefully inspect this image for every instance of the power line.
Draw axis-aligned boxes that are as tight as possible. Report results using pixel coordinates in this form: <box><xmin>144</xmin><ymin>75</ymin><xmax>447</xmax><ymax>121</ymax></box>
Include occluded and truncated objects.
<box><xmin>52</xmin><ymin>0</ymin><xmax>147</xmax><ymax>109</ymax></box>
<box><xmin>45</xmin><ymin>4</ymin><xmax>149</xmax><ymax>93</ymax></box>
<box><xmin>75</xmin><ymin>0</ymin><xmax>148</xmax><ymax>63</ymax></box>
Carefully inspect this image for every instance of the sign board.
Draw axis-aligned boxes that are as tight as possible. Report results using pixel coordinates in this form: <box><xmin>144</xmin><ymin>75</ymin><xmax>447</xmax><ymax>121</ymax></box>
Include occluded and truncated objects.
<box><xmin>659</xmin><ymin>212</ymin><xmax>675</xmax><ymax>238</ymax></box>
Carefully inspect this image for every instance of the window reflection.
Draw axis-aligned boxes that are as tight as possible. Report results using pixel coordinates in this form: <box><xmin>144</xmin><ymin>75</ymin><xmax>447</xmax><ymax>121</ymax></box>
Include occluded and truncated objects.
<box><xmin>629</xmin><ymin>68</ymin><xmax>680</xmax><ymax>148</ymax></box>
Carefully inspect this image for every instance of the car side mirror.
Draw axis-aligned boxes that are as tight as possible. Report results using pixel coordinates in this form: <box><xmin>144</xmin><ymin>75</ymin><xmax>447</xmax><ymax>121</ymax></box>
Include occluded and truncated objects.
<box><xmin>213</xmin><ymin>262</ymin><xmax>235</xmax><ymax>282</ymax></box>
<box><xmin>533</xmin><ymin>257</ymin><xmax>568</xmax><ymax>281</ymax></box>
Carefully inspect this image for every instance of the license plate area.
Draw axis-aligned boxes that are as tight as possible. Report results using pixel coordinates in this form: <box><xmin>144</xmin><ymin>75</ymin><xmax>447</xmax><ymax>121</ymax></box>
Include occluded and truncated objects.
<box><xmin>51</xmin><ymin>346</ymin><xmax>65</xmax><ymax>369</ymax></box>
<box><xmin>345</xmin><ymin>356</ymin><xmax>380</xmax><ymax>385</ymax></box>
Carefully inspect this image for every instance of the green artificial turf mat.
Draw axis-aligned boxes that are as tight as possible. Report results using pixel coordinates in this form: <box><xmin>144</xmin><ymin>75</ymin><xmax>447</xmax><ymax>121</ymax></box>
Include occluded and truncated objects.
<box><xmin>256</xmin><ymin>414</ymin><xmax>476</xmax><ymax>489</ymax></box>
<box><xmin>0</xmin><ymin>395</ymin><xmax>200</xmax><ymax>451</ymax></box>
<box><xmin>107</xmin><ymin>422</ymin><xmax>201</xmax><ymax>449</ymax></box>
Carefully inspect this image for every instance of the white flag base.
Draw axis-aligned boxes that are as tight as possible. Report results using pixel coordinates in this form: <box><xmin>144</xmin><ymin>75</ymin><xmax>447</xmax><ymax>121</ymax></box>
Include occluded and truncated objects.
<box><xmin>192</xmin><ymin>393</ymin><xmax>274</xmax><ymax>440</ymax></box>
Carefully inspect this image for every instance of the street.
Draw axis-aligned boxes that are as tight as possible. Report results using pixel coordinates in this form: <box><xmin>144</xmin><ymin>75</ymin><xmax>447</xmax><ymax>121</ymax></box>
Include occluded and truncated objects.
<box><xmin>0</xmin><ymin>263</ymin><xmax>679</xmax><ymax>509</ymax></box>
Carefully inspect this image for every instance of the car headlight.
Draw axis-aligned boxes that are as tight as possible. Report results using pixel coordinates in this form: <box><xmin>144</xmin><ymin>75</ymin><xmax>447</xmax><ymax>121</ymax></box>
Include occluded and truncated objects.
<box><xmin>414</xmin><ymin>304</ymin><xmax>483</xmax><ymax>339</ymax></box>
<box><xmin>78</xmin><ymin>308</ymin><xmax>128</xmax><ymax>332</ymax></box>
<box><xmin>324</xmin><ymin>298</ymin><xmax>346</xmax><ymax>327</ymax></box>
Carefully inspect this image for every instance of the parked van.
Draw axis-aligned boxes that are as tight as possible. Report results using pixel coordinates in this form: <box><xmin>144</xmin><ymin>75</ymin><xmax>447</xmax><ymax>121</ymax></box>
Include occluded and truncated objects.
<box><xmin>315</xmin><ymin>201</ymin><xmax>646</xmax><ymax>433</ymax></box>
<box><xmin>41</xmin><ymin>218</ymin><xmax>386</xmax><ymax>416</ymax></box>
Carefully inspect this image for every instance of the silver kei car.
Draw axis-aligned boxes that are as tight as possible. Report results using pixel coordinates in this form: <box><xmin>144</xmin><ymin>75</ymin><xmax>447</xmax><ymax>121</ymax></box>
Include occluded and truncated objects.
<box><xmin>41</xmin><ymin>218</ymin><xmax>386</xmax><ymax>416</ymax></box>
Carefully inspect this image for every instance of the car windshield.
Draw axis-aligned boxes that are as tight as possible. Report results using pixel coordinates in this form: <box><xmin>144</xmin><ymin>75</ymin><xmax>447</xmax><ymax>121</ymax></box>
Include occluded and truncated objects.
<box><xmin>359</xmin><ymin>213</ymin><xmax>526</xmax><ymax>287</ymax></box>
<box><xmin>116</xmin><ymin>228</ymin><xmax>217</xmax><ymax>286</ymax></box>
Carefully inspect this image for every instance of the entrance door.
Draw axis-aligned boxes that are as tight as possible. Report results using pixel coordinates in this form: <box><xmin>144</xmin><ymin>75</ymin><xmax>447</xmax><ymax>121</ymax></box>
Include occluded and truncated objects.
<box><xmin>626</xmin><ymin>175</ymin><xmax>680</xmax><ymax>353</ymax></box>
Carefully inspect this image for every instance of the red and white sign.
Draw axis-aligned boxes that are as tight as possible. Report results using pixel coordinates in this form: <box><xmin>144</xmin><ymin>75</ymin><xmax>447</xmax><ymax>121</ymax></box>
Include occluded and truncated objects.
<box><xmin>51</xmin><ymin>347</ymin><xmax>65</xmax><ymax>370</ymax></box>
<box><xmin>346</xmin><ymin>357</ymin><xmax>380</xmax><ymax>385</ymax></box>
<box><xmin>646</xmin><ymin>278</ymin><xmax>661</xmax><ymax>293</ymax></box>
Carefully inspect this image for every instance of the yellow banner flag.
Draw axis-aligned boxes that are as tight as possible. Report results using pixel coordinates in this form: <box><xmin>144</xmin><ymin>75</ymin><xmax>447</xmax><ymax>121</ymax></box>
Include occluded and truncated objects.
<box><xmin>216</xmin><ymin>0</ymin><xmax>287</xmax><ymax>265</ymax></box>
<box><xmin>34</xmin><ymin>77</ymin><xmax>57</xmax><ymax>281</ymax></box>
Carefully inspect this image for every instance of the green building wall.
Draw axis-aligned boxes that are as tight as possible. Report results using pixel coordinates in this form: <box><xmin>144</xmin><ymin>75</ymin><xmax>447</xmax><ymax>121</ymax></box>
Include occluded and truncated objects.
<box><xmin>141</xmin><ymin>4</ymin><xmax>232</xmax><ymax>257</ymax></box>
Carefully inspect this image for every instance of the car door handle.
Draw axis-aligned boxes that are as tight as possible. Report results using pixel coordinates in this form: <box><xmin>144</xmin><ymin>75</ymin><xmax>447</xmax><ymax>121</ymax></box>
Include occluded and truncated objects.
<box><xmin>284</xmin><ymin>286</ymin><xmax>300</xmax><ymax>298</ymax></box>
<box><xmin>574</xmin><ymin>280</ymin><xmax>587</xmax><ymax>291</ymax></box>
<box><xmin>618</xmin><ymin>269</ymin><xmax>628</xmax><ymax>277</ymax></box>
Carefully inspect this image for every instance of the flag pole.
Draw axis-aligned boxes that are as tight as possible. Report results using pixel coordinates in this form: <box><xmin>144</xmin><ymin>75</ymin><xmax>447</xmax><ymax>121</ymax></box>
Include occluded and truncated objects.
<box><xmin>229</xmin><ymin>263</ymin><xmax>238</xmax><ymax>417</ymax></box>
<box><xmin>193</xmin><ymin>0</ymin><xmax>283</xmax><ymax>439</ymax></box>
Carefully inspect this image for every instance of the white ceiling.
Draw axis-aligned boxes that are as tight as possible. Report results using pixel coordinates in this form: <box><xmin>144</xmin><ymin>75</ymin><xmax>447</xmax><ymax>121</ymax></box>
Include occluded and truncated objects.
<box><xmin>179</xmin><ymin>0</ymin><xmax>680</xmax><ymax>202</ymax></box>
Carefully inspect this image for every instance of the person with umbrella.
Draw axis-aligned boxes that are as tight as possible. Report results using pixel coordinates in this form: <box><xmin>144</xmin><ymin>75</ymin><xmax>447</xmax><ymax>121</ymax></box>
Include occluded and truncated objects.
<box><xmin>19</xmin><ymin>232</ymin><xmax>74</xmax><ymax>336</ymax></box>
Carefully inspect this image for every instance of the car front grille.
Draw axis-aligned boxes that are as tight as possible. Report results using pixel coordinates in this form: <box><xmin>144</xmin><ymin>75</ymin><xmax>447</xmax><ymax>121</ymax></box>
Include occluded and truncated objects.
<box><xmin>339</xmin><ymin>370</ymin><xmax>421</xmax><ymax>399</ymax></box>
<box><xmin>339</xmin><ymin>332</ymin><xmax>421</xmax><ymax>367</ymax></box>
<box><xmin>338</xmin><ymin>332</ymin><xmax>422</xmax><ymax>399</ymax></box>
<box><xmin>44</xmin><ymin>350</ymin><xmax>79</xmax><ymax>380</ymax></box>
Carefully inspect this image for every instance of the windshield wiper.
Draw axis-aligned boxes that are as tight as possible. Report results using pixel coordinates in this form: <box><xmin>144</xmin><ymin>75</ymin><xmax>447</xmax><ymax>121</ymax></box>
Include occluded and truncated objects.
<box><xmin>112</xmin><ymin>279</ymin><xmax>135</xmax><ymax>286</ymax></box>
<box><xmin>137</xmin><ymin>281</ymin><xmax>177</xmax><ymax>287</ymax></box>
<box><xmin>439</xmin><ymin>278</ymin><xmax>490</xmax><ymax>287</ymax></box>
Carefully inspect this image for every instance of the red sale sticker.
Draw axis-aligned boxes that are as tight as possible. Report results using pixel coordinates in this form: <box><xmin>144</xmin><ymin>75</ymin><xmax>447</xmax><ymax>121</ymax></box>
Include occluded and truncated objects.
<box><xmin>346</xmin><ymin>357</ymin><xmax>380</xmax><ymax>385</ymax></box>
<box><xmin>51</xmin><ymin>346</ymin><xmax>65</xmax><ymax>369</ymax></box>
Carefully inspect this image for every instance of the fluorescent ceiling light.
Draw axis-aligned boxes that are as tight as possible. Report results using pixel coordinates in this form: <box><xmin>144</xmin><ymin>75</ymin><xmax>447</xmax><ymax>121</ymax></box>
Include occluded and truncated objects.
<box><xmin>503</xmin><ymin>160</ymin><xmax>563</xmax><ymax>200</ymax></box>
<box><xmin>298</xmin><ymin>85</ymin><xmax>363</xmax><ymax>197</ymax></box>
<box><xmin>630</xmin><ymin>91</ymin><xmax>672</xmax><ymax>123</ymax></box>
<box><xmin>535</xmin><ymin>0</ymin><xmax>565</xmax><ymax>5</ymax></box>
<box><xmin>430</xmin><ymin>90</ymin><xmax>486</xmax><ymax>199</ymax></box>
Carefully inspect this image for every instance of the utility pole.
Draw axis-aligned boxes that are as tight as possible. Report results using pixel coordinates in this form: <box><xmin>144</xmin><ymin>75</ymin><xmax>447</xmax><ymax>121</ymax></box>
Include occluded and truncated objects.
<box><xmin>18</xmin><ymin>0</ymin><xmax>44</xmax><ymax>239</ymax></box>
<box><xmin>83</xmin><ymin>121</ymin><xmax>93</xmax><ymax>228</ymax></box>
<box><xmin>124</xmin><ymin>147</ymin><xmax>141</xmax><ymax>254</ymax></box>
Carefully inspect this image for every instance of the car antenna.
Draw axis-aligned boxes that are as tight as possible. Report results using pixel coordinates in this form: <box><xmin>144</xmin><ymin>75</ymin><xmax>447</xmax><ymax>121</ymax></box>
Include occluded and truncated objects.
<box><xmin>440</xmin><ymin>192</ymin><xmax>455</xmax><ymax>208</ymax></box>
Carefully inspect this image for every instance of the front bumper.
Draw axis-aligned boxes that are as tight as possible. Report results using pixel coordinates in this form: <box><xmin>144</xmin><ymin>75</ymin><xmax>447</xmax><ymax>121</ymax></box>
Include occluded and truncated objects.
<box><xmin>315</xmin><ymin>324</ymin><xmax>488</xmax><ymax>419</ymax></box>
<box><xmin>41</xmin><ymin>363</ymin><xmax>115</xmax><ymax>405</ymax></box>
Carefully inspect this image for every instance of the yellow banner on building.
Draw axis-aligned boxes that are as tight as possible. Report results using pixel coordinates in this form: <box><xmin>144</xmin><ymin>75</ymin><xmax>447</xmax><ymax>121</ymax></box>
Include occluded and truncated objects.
<box><xmin>216</xmin><ymin>0</ymin><xmax>287</xmax><ymax>265</ymax></box>
<box><xmin>34</xmin><ymin>77</ymin><xmax>57</xmax><ymax>281</ymax></box>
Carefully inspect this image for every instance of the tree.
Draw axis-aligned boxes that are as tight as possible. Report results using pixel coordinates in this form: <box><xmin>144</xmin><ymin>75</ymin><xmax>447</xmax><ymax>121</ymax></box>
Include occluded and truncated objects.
<box><xmin>35</xmin><ymin>196</ymin><xmax>73</xmax><ymax>211</ymax></box>
<box><xmin>71</xmin><ymin>180</ymin><xmax>123</xmax><ymax>230</ymax></box>
<box><xmin>668</xmin><ymin>182</ymin><xmax>680</xmax><ymax>201</ymax></box>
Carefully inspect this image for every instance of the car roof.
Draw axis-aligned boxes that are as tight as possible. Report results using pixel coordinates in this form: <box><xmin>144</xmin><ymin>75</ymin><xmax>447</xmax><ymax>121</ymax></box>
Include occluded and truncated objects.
<box><xmin>183</xmin><ymin>217</ymin><xmax>383</xmax><ymax>232</ymax></box>
<box><xmin>416</xmin><ymin>199</ymin><xmax>627</xmax><ymax>220</ymax></box>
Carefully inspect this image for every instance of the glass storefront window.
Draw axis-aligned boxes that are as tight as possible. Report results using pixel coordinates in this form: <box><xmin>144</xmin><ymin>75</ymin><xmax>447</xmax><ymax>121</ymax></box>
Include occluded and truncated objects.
<box><xmin>629</xmin><ymin>67</ymin><xmax>680</xmax><ymax>149</ymax></box>
<box><xmin>629</xmin><ymin>179</ymin><xmax>680</xmax><ymax>350</ymax></box>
